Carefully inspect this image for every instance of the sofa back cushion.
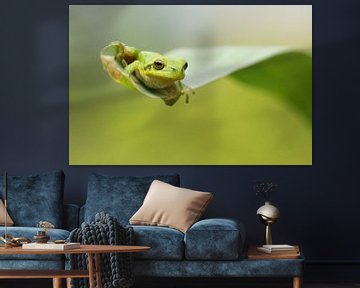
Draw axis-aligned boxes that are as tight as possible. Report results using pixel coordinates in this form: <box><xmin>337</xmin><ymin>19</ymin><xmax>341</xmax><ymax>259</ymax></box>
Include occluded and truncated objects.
<box><xmin>0</xmin><ymin>171</ymin><xmax>65</xmax><ymax>227</ymax></box>
<box><xmin>84</xmin><ymin>173</ymin><xmax>180</xmax><ymax>225</ymax></box>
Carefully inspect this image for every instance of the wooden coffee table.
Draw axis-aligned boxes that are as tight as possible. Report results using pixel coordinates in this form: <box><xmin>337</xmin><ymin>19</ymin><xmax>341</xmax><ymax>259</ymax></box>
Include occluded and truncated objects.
<box><xmin>0</xmin><ymin>244</ymin><xmax>150</xmax><ymax>288</ymax></box>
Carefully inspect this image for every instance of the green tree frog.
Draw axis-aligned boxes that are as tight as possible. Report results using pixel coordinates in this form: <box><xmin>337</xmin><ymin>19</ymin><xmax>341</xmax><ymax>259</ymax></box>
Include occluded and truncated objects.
<box><xmin>100</xmin><ymin>41</ymin><xmax>190</xmax><ymax>106</ymax></box>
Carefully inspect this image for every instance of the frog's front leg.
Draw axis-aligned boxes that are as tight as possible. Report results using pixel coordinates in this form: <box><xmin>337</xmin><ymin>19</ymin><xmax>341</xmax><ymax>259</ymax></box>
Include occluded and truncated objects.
<box><xmin>124</xmin><ymin>60</ymin><xmax>142</xmax><ymax>75</ymax></box>
<box><xmin>115</xmin><ymin>44</ymin><xmax>139</xmax><ymax>68</ymax></box>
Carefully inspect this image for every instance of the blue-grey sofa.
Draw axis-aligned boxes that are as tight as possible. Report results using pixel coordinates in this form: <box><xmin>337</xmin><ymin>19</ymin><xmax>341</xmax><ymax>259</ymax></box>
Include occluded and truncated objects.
<box><xmin>0</xmin><ymin>171</ymin><xmax>303</xmax><ymax>288</ymax></box>
<box><xmin>81</xmin><ymin>173</ymin><xmax>304</xmax><ymax>286</ymax></box>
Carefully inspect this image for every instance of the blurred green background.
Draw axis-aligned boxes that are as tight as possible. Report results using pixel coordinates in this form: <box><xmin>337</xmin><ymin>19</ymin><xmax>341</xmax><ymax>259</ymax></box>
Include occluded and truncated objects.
<box><xmin>69</xmin><ymin>5</ymin><xmax>312</xmax><ymax>165</ymax></box>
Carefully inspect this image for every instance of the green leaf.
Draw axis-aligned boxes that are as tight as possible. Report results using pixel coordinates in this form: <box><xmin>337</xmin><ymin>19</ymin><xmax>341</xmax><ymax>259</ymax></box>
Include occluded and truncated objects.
<box><xmin>165</xmin><ymin>46</ymin><xmax>292</xmax><ymax>88</ymax></box>
<box><xmin>231</xmin><ymin>51</ymin><xmax>312</xmax><ymax>124</ymax></box>
<box><xmin>166</xmin><ymin>46</ymin><xmax>311</xmax><ymax>123</ymax></box>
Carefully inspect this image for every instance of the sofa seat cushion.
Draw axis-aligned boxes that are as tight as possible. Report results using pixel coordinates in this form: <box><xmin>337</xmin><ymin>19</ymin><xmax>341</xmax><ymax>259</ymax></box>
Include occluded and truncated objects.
<box><xmin>0</xmin><ymin>227</ymin><xmax>70</xmax><ymax>261</ymax></box>
<box><xmin>130</xmin><ymin>225</ymin><xmax>184</xmax><ymax>260</ymax></box>
<box><xmin>84</xmin><ymin>173</ymin><xmax>180</xmax><ymax>226</ymax></box>
<box><xmin>184</xmin><ymin>218</ymin><xmax>245</xmax><ymax>260</ymax></box>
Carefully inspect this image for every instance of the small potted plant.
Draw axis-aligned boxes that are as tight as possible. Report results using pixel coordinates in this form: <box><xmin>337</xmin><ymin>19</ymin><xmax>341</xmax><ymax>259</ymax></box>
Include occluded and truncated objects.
<box><xmin>34</xmin><ymin>221</ymin><xmax>55</xmax><ymax>243</ymax></box>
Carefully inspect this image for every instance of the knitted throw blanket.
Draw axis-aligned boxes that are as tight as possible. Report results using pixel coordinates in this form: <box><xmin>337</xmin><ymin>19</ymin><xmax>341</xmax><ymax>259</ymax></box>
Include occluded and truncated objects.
<box><xmin>68</xmin><ymin>212</ymin><xmax>135</xmax><ymax>288</ymax></box>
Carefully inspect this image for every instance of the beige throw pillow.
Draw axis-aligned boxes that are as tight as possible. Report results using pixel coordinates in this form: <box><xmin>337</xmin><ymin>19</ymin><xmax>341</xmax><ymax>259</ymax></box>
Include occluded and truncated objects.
<box><xmin>130</xmin><ymin>180</ymin><xmax>213</xmax><ymax>233</ymax></box>
<box><xmin>0</xmin><ymin>200</ymin><xmax>14</xmax><ymax>226</ymax></box>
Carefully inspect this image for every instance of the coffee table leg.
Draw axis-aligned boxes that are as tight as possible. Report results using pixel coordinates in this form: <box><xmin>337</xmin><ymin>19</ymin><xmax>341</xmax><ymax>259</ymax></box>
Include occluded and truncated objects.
<box><xmin>66</xmin><ymin>277</ymin><xmax>72</xmax><ymax>288</ymax></box>
<box><xmin>52</xmin><ymin>278</ymin><xmax>62</xmax><ymax>288</ymax></box>
<box><xmin>293</xmin><ymin>276</ymin><xmax>302</xmax><ymax>288</ymax></box>
<box><xmin>88</xmin><ymin>253</ymin><xmax>95</xmax><ymax>288</ymax></box>
<box><xmin>95</xmin><ymin>253</ymin><xmax>102</xmax><ymax>288</ymax></box>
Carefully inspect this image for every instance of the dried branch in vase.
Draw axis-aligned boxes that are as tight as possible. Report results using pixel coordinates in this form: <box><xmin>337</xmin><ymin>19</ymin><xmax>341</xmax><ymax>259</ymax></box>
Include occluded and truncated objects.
<box><xmin>253</xmin><ymin>181</ymin><xmax>279</xmax><ymax>201</ymax></box>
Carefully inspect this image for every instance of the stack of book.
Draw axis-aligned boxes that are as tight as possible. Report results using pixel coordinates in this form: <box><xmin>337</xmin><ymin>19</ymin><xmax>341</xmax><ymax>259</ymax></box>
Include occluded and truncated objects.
<box><xmin>248</xmin><ymin>244</ymin><xmax>300</xmax><ymax>259</ymax></box>
<box><xmin>257</xmin><ymin>244</ymin><xmax>299</xmax><ymax>254</ymax></box>
<box><xmin>22</xmin><ymin>242</ymin><xmax>80</xmax><ymax>250</ymax></box>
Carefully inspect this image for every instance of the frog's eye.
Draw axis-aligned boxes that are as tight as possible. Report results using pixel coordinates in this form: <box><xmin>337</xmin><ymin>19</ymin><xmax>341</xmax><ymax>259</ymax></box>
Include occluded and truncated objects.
<box><xmin>183</xmin><ymin>62</ymin><xmax>188</xmax><ymax>70</ymax></box>
<box><xmin>153</xmin><ymin>59</ymin><xmax>165</xmax><ymax>70</ymax></box>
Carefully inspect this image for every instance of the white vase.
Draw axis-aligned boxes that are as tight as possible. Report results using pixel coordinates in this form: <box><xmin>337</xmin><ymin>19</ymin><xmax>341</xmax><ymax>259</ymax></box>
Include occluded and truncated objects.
<box><xmin>256</xmin><ymin>201</ymin><xmax>280</xmax><ymax>245</ymax></box>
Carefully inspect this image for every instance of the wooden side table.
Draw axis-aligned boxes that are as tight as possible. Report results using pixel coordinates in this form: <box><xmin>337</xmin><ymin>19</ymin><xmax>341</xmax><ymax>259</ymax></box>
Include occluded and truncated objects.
<box><xmin>247</xmin><ymin>245</ymin><xmax>303</xmax><ymax>288</ymax></box>
<box><xmin>0</xmin><ymin>244</ymin><xmax>150</xmax><ymax>288</ymax></box>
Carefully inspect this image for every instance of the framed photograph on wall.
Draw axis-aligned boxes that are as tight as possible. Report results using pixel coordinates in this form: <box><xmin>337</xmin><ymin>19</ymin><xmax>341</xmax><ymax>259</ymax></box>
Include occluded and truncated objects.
<box><xmin>69</xmin><ymin>5</ymin><xmax>312</xmax><ymax>165</ymax></box>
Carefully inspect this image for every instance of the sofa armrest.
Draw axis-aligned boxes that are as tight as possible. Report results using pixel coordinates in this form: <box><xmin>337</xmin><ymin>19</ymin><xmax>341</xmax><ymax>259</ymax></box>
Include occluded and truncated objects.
<box><xmin>63</xmin><ymin>204</ymin><xmax>80</xmax><ymax>231</ymax></box>
<box><xmin>184</xmin><ymin>218</ymin><xmax>245</xmax><ymax>260</ymax></box>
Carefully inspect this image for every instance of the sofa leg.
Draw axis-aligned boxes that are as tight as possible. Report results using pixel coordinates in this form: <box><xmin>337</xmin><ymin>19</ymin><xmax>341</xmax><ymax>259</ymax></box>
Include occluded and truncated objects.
<box><xmin>293</xmin><ymin>276</ymin><xmax>302</xmax><ymax>288</ymax></box>
<box><xmin>53</xmin><ymin>278</ymin><xmax>62</xmax><ymax>288</ymax></box>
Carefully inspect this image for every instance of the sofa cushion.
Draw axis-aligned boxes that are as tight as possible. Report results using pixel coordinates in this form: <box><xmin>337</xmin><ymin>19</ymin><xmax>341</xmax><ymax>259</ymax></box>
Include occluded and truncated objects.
<box><xmin>184</xmin><ymin>218</ymin><xmax>245</xmax><ymax>260</ymax></box>
<box><xmin>0</xmin><ymin>260</ymin><xmax>65</xmax><ymax>270</ymax></box>
<box><xmin>0</xmin><ymin>199</ymin><xmax>14</xmax><ymax>226</ymax></box>
<box><xmin>0</xmin><ymin>227</ymin><xmax>70</xmax><ymax>260</ymax></box>
<box><xmin>130</xmin><ymin>225</ymin><xmax>184</xmax><ymax>260</ymax></box>
<box><xmin>130</xmin><ymin>180</ymin><xmax>213</xmax><ymax>233</ymax></box>
<box><xmin>84</xmin><ymin>173</ymin><xmax>180</xmax><ymax>225</ymax></box>
<box><xmin>0</xmin><ymin>171</ymin><xmax>65</xmax><ymax>227</ymax></box>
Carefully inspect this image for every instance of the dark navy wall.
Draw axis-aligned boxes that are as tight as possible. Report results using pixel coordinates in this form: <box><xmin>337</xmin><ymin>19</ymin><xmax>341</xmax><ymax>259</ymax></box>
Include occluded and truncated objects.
<box><xmin>1</xmin><ymin>0</ymin><xmax>359</xmax><ymax>264</ymax></box>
